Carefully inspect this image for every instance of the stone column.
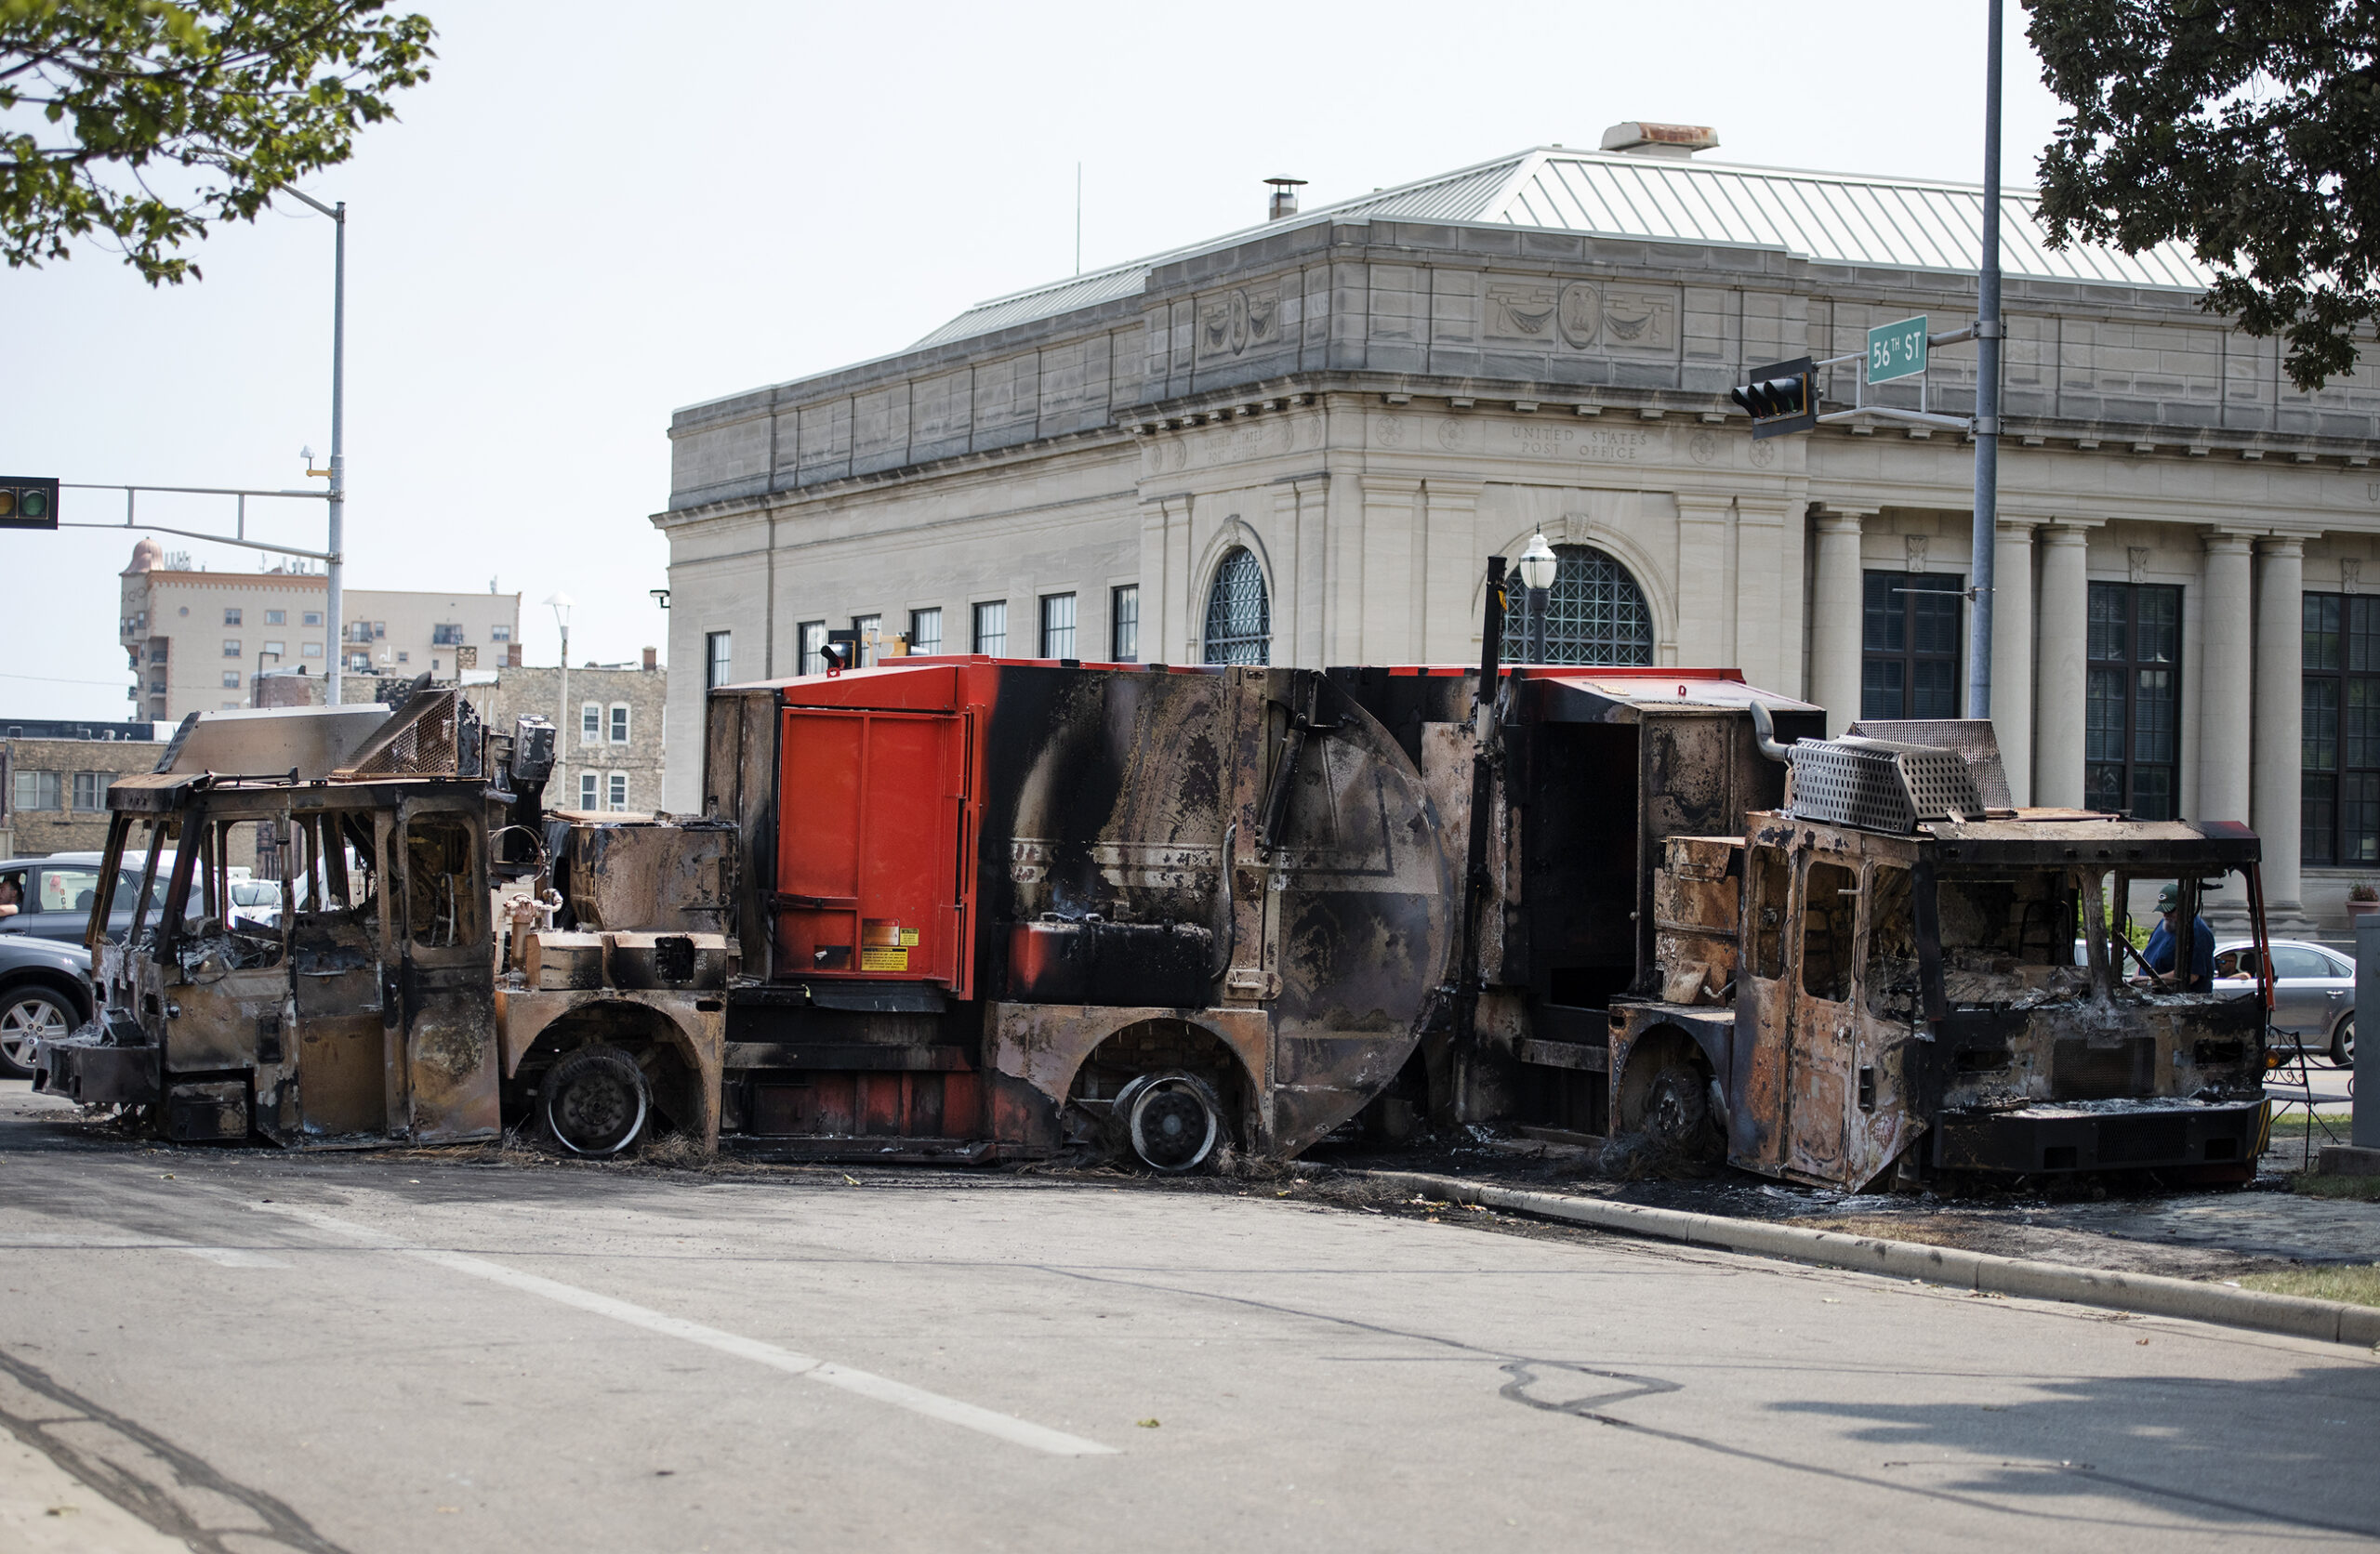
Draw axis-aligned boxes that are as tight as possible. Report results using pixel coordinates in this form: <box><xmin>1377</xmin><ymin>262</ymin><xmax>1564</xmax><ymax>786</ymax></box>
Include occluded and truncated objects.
<box><xmin>2198</xmin><ymin>532</ymin><xmax>2255</xmax><ymax>824</ymax></box>
<box><xmin>1422</xmin><ymin>480</ymin><xmax>1483</xmax><ymax>665</ymax></box>
<box><xmin>1673</xmin><ymin>494</ymin><xmax>1733</xmax><ymax>669</ymax></box>
<box><xmin>1735</xmin><ymin>498</ymin><xmax>1792</xmax><ymax>691</ymax></box>
<box><xmin>2254</xmin><ymin>534</ymin><xmax>2307</xmax><ymax>922</ymax></box>
<box><xmin>1991</xmin><ymin>520</ymin><xmax>2035</xmax><ymax>807</ymax></box>
<box><xmin>1808</xmin><ymin>509</ymin><xmax>1868</xmax><ymax>736</ymax></box>
<box><xmin>1356</xmin><ymin>476</ymin><xmax>1421</xmax><ymax>665</ymax></box>
<box><xmin>2032</xmin><ymin>523</ymin><xmax>2091</xmax><ymax>809</ymax></box>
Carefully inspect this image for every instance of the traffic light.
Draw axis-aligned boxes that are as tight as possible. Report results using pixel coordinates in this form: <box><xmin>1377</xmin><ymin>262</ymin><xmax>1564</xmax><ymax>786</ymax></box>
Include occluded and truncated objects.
<box><xmin>0</xmin><ymin>477</ymin><xmax>58</xmax><ymax>530</ymax></box>
<box><xmin>1729</xmin><ymin>358</ymin><xmax>1817</xmax><ymax>440</ymax></box>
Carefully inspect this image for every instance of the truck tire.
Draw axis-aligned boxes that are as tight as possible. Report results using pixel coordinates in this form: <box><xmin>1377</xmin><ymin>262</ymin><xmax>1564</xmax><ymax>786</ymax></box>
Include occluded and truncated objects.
<box><xmin>1116</xmin><ymin>1072</ymin><xmax>1223</xmax><ymax>1173</ymax></box>
<box><xmin>539</xmin><ymin>1046</ymin><xmax>650</xmax><ymax>1157</ymax></box>
<box><xmin>1643</xmin><ymin>1066</ymin><xmax>1720</xmax><ymax>1161</ymax></box>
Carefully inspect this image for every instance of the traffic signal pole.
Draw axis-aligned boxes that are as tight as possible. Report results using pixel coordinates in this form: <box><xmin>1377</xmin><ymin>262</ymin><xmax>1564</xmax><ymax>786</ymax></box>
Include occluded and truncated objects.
<box><xmin>1968</xmin><ymin>0</ymin><xmax>2004</xmax><ymax>721</ymax></box>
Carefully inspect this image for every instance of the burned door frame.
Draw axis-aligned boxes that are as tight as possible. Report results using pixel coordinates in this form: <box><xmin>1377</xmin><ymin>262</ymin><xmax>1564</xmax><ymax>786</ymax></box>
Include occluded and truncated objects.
<box><xmin>383</xmin><ymin>791</ymin><xmax>502</xmax><ymax>1141</ymax></box>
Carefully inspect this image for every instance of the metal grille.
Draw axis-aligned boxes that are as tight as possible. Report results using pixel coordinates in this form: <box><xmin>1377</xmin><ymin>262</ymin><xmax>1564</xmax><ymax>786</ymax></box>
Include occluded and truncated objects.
<box><xmin>1845</xmin><ymin>719</ymin><xmax>2014</xmax><ymax>809</ymax></box>
<box><xmin>340</xmin><ymin>689</ymin><xmax>478</xmax><ymax>779</ymax></box>
<box><xmin>1507</xmin><ymin>545</ymin><xmax>1653</xmax><ymax>665</ymax></box>
<box><xmin>1788</xmin><ymin>737</ymin><xmax>1986</xmax><ymax>834</ymax></box>
<box><xmin>1203</xmin><ymin>547</ymin><xmax>1270</xmax><ymax>665</ymax></box>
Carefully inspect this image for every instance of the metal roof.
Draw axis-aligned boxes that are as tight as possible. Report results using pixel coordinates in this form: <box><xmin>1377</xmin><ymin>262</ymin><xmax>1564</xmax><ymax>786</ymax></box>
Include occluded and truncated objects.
<box><xmin>912</xmin><ymin>146</ymin><xmax>2212</xmax><ymax>350</ymax></box>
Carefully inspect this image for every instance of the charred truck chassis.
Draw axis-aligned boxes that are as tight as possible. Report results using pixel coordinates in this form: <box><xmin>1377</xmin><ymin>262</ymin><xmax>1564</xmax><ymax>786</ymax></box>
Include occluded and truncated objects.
<box><xmin>698</xmin><ymin>659</ymin><xmax>1457</xmax><ymax>1168</ymax></box>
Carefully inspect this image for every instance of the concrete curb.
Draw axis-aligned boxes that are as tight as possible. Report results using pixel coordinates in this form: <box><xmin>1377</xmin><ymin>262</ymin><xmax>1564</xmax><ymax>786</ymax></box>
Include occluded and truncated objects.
<box><xmin>1350</xmin><ymin>1168</ymin><xmax>2380</xmax><ymax>1349</ymax></box>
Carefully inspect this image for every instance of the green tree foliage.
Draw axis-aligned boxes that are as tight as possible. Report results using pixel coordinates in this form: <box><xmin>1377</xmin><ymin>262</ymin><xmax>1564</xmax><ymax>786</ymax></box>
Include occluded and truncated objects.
<box><xmin>1</xmin><ymin>0</ymin><xmax>433</xmax><ymax>283</ymax></box>
<box><xmin>2030</xmin><ymin>1</ymin><xmax>2380</xmax><ymax>391</ymax></box>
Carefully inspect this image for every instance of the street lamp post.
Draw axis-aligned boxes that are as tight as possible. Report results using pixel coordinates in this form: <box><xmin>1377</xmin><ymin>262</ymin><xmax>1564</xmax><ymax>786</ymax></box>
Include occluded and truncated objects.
<box><xmin>1515</xmin><ymin>531</ymin><xmax>1558</xmax><ymax>665</ymax></box>
<box><xmin>284</xmin><ymin>190</ymin><xmax>348</xmax><ymax>705</ymax></box>
<box><xmin>545</xmin><ymin>592</ymin><xmax>575</xmax><ymax>805</ymax></box>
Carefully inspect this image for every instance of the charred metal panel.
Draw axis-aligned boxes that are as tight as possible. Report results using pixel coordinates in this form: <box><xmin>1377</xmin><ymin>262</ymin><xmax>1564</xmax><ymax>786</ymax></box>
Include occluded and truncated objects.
<box><xmin>1004</xmin><ymin>920</ymin><xmax>1214</xmax><ymax>1006</ymax></box>
<box><xmin>165</xmin><ymin>1079</ymin><xmax>249</xmax><ymax>1142</ymax></box>
<box><xmin>1652</xmin><ymin>836</ymin><xmax>1740</xmax><ymax>1004</ymax></box>
<box><xmin>567</xmin><ymin>820</ymin><xmax>736</xmax><ymax>935</ymax></box>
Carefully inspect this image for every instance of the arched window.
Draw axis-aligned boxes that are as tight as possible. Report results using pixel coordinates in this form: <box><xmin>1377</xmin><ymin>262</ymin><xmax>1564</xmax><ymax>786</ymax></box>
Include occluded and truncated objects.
<box><xmin>1202</xmin><ymin>547</ymin><xmax>1271</xmax><ymax>665</ymax></box>
<box><xmin>1506</xmin><ymin>544</ymin><xmax>1654</xmax><ymax>666</ymax></box>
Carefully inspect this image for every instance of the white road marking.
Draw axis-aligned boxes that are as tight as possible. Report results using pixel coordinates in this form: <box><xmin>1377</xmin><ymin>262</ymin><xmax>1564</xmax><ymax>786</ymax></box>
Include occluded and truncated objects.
<box><xmin>250</xmin><ymin>1201</ymin><xmax>1117</xmax><ymax>1458</ymax></box>
<box><xmin>176</xmin><ymin>1247</ymin><xmax>292</xmax><ymax>1269</ymax></box>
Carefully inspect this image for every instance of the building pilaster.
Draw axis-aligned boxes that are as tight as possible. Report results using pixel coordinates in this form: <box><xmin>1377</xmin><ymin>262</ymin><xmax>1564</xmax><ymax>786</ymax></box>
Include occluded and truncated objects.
<box><xmin>2254</xmin><ymin>533</ymin><xmax>2309</xmax><ymax>927</ymax></box>
<box><xmin>1808</xmin><ymin>507</ymin><xmax>1870</xmax><ymax>735</ymax></box>
<box><xmin>2198</xmin><ymin>532</ymin><xmax>2255</xmax><ymax>824</ymax></box>
<box><xmin>2033</xmin><ymin>523</ymin><xmax>2091</xmax><ymax>809</ymax></box>
<box><xmin>1735</xmin><ymin>497</ymin><xmax>1792</xmax><ymax>691</ymax></box>
<box><xmin>1990</xmin><ymin>520</ymin><xmax>2036</xmax><ymax>807</ymax></box>
<box><xmin>1355</xmin><ymin>475</ymin><xmax>1421</xmax><ymax>665</ymax></box>
<box><xmin>1674</xmin><ymin>494</ymin><xmax>1733</xmax><ymax>669</ymax></box>
<box><xmin>1423</xmin><ymin>480</ymin><xmax>1484</xmax><ymax>664</ymax></box>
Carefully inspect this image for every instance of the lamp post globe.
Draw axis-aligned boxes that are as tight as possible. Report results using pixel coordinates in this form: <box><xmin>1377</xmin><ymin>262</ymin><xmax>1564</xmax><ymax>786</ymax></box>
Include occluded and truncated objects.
<box><xmin>1516</xmin><ymin>531</ymin><xmax>1558</xmax><ymax>592</ymax></box>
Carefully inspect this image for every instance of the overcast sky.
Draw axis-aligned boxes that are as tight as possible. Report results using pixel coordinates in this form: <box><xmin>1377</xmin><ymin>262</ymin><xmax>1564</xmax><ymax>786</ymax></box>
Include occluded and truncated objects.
<box><xmin>3</xmin><ymin>1</ymin><xmax>2067</xmax><ymax>721</ymax></box>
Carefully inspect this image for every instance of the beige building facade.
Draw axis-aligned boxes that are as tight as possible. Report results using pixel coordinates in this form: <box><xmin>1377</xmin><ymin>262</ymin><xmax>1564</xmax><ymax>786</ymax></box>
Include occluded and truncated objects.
<box><xmin>118</xmin><ymin>539</ymin><xmax>522</xmax><ymax>722</ymax></box>
<box><xmin>656</xmin><ymin>138</ymin><xmax>2380</xmax><ymax>930</ymax></box>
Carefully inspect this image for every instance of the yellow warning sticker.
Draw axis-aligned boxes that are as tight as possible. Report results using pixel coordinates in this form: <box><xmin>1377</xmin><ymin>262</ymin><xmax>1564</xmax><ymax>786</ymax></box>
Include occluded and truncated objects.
<box><xmin>861</xmin><ymin>946</ymin><xmax>909</xmax><ymax>972</ymax></box>
<box><xmin>900</xmin><ymin>928</ymin><xmax>920</xmax><ymax>947</ymax></box>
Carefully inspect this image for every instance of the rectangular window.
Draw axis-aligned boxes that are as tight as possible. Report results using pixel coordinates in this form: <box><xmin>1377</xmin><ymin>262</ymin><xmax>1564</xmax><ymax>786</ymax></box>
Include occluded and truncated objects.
<box><xmin>302</xmin><ymin>611</ymin><xmax>322</xmax><ymax>627</ymax></box>
<box><xmin>396</xmin><ymin>651</ymin><xmax>409</xmax><ymax>664</ymax></box>
<box><xmin>490</xmin><ymin>625</ymin><xmax>511</xmax><ymax>642</ymax></box>
<box><xmin>431</xmin><ymin>624</ymin><xmax>465</xmax><ymax>646</ymax></box>
<box><xmin>301</xmin><ymin>642</ymin><xmax>322</xmax><ymax>658</ymax></box>
<box><xmin>608</xmin><ymin>772</ymin><xmax>628</xmax><ymax>811</ymax></box>
<box><xmin>972</xmin><ymin>600</ymin><xmax>1006</xmax><ymax>655</ymax></box>
<box><xmin>222</xmin><ymin>639</ymin><xmax>242</xmax><ymax>657</ymax></box>
<box><xmin>580</xmin><ymin>702</ymin><xmax>601</xmax><ymax>742</ymax></box>
<box><xmin>909</xmin><ymin>609</ymin><xmax>942</xmax><ymax>655</ymax></box>
<box><xmin>609</xmin><ymin>704</ymin><xmax>629</xmax><ymax>744</ymax></box>
<box><xmin>224</xmin><ymin>608</ymin><xmax>242</xmax><ymax>626</ymax></box>
<box><xmin>852</xmin><ymin>614</ymin><xmax>881</xmax><ymax>669</ymax></box>
<box><xmin>1858</xmin><ymin>572</ymin><xmax>1962</xmax><ymax>719</ymax></box>
<box><xmin>12</xmin><ymin>770</ymin><xmax>61</xmax><ymax>811</ymax></box>
<box><xmin>265</xmin><ymin>609</ymin><xmax>285</xmax><ymax>626</ymax></box>
<box><xmin>800</xmin><ymin>620</ymin><xmax>827</xmax><ymax>676</ymax></box>
<box><xmin>1039</xmin><ymin>592</ymin><xmax>1077</xmax><ymax>659</ymax></box>
<box><xmin>1111</xmin><ymin>586</ymin><xmax>1140</xmax><ymax>662</ymax></box>
<box><xmin>2084</xmin><ymin>581</ymin><xmax>2181</xmax><ymax>820</ymax></box>
<box><xmin>221</xmin><ymin>671</ymin><xmax>240</xmax><ymax>688</ymax></box>
<box><xmin>345</xmin><ymin>652</ymin><xmax>370</xmax><ymax>673</ymax></box>
<box><xmin>71</xmin><ymin>772</ymin><xmax>106</xmax><ymax>810</ymax></box>
<box><xmin>579</xmin><ymin>771</ymin><xmax>599</xmax><ymax>810</ymax></box>
<box><xmin>706</xmin><ymin>630</ymin><xmax>733</xmax><ymax>691</ymax></box>
<box><xmin>2303</xmin><ymin>591</ymin><xmax>2380</xmax><ymax>865</ymax></box>
<box><xmin>262</xmin><ymin>639</ymin><xmax>285</xmax><ymax>656</ymax></box>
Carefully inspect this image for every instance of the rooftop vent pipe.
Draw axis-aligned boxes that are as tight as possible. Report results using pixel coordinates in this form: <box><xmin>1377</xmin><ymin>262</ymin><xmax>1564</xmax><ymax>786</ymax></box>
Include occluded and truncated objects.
<box><xmin>1598</xmin><ymin>122</ymin><xmax>1719</xmax><ymax>159</ymax></box>
<box><xmin>1265</xmin><ymin>177</ymin><xmax>1307</xmax><ymax>220</ymax></box>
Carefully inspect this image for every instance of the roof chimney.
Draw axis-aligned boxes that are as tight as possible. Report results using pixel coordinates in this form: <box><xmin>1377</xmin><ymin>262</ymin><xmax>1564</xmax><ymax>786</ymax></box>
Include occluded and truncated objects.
<box><xmin>1264</xmin><ymin>177</ymin><xmax>1307</xmax><ymax>221</ymax></box>
<box><xmin>1598</xmin><ymin>122</ymin><xmax>1719</xmax><ymax>160</ymax></box>
<box><xmin>642</xmin><ymin>646</ymin><xmax>658</xmax><ymax>672</ymax></box>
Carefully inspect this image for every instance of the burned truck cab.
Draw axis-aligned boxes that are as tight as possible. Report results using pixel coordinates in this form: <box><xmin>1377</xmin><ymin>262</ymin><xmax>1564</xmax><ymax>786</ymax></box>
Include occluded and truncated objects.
<box><xmin>36</xmin><ymin>691</ymin><xmax>554</xmax><ymax>1147</ymax></box>
<box><xmin>1615</xmin><ymin>725</ymin><xmax>2273</xmax><ymax>1188</ymax></box>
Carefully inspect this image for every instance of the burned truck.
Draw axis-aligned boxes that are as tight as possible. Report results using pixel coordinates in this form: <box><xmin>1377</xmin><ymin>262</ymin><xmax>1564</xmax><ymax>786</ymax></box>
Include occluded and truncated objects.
<box><xmin>34</xmin><ymin>688</ymin><xmax>734</xmax><ymax>1152</ymax></box>
<box><xmin>1329</xmin><ymin>663</ymin><xmax>2276</xmax><ymax>1189</ymax></box>
<box><xmin>40</xmin><ymin>661</ymin><xmax>1456</xmax><ymax>1170</ymax></box>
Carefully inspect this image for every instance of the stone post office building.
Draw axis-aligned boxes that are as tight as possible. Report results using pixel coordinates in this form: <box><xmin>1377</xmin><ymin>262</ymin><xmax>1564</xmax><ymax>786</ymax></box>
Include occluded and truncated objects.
<box><xmin>656</xmin><ymin>130</ymin><xmax>2380</xmax><ymax>930</ymax></box>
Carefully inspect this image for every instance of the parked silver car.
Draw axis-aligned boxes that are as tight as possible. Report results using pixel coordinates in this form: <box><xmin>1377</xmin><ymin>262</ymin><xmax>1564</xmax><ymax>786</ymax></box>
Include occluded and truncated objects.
<box><xmin>2214</xmin><ymin>939</ymin><xmax>2355</xmax><ymax>1068</ymax></box>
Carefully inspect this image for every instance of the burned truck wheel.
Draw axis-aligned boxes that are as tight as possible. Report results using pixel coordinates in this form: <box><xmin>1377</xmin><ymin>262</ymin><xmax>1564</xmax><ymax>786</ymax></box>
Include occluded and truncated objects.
<box><xmin>1615</xmin><ymin>1028</ymin><xmax>1722</xmax><ymax>1162</ymax></box>
<box><xmin>1115</xmin><ymin>1072</ymin><xmax>1223</xmax><ymax>1173</ymax></box>
<box><xmin>540</xmin><ymin>1046</ymin><xmax>651</xmax><ymax>1157</ymax></box>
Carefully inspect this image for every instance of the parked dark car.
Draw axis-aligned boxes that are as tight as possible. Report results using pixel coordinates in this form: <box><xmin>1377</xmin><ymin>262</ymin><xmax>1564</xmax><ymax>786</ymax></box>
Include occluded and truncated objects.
<box><xmin>2215</xmin><ymin>938</ymin><xmax>2355</xmax><ymax>1068</ymax></box>
<box><xmin>0</xmin><ymin>933</ymin><xmax>92</xmax><ymax>1079</ymax></box>
<box><xmin>0</xmin><ymin>852</ymin><xmax>156</xmax><ymax>946</ymax></box>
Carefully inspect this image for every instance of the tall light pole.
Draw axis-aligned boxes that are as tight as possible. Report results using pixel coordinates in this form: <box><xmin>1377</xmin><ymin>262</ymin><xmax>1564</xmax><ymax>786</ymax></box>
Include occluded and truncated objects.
<box><xmin>286</xmin><ymin>190</ymin><xmax>347</xmax><ymax>705</ymax></box>
<box><xmin>1967</xmin><ymin>0</ymin><xmax>2003</xmax><ymax>720</ymax></box>
<box><xmin>546</xmin><ymin>592</ymin><xmax>575</xmax><ymax>803</ymax></box>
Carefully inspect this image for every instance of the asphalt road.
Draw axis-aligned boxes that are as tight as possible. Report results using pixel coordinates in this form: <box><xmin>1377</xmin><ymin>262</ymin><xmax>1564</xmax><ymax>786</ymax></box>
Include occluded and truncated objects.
<box><xmin>2</xmin><ymin>1083</ymin><xmax>2375</xmax><ymax>1554</ymax></box>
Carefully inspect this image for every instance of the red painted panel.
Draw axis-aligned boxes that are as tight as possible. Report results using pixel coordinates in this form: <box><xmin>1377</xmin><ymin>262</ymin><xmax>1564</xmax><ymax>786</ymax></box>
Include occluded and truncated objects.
<box><xmin>775</xmin><ymin>703</ymin><xmax>972</xmax><ymax>994</ymax></box>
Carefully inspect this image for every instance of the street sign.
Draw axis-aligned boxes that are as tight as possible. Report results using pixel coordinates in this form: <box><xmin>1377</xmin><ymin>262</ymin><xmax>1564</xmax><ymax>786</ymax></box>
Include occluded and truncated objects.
<box><xmin>0</xmin><ymin>476</ymin><xmax>59</xmax><ymax>530</ymax></box>
<box><xmin>1868</xmin><ymin>315</ymin><xmax>1928</xmax><ymax>384</ymax></box>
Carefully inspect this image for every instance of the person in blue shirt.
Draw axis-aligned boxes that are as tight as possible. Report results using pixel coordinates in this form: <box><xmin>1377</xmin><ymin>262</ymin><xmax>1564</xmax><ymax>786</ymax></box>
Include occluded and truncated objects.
<box><xmin>2141</xmin><ymin>883</ymin><xmax>2215</xmax><ymax>992</ymax></box>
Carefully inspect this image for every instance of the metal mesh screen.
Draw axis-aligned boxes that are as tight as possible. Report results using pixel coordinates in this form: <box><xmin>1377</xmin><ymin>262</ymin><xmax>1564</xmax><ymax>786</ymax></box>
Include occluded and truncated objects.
<box><xmin>1203</xmin><ymin>547</ymin><xmax>1270</xmax><ymax>665</ymax></box>
<box><xmin>1788</xmin><ymin>737</ymin><xmax>1986</xmax><ymax>834</ymax></box>
<box><xmin>1507</xmin><ymin>545</ymin><xmax>1653</xmax><ymax>665</ymax></box>
<box><xmin>1845</xmin><ymin>718</ymin><xmax>2014</xmax><ymax>809</ymax></box>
